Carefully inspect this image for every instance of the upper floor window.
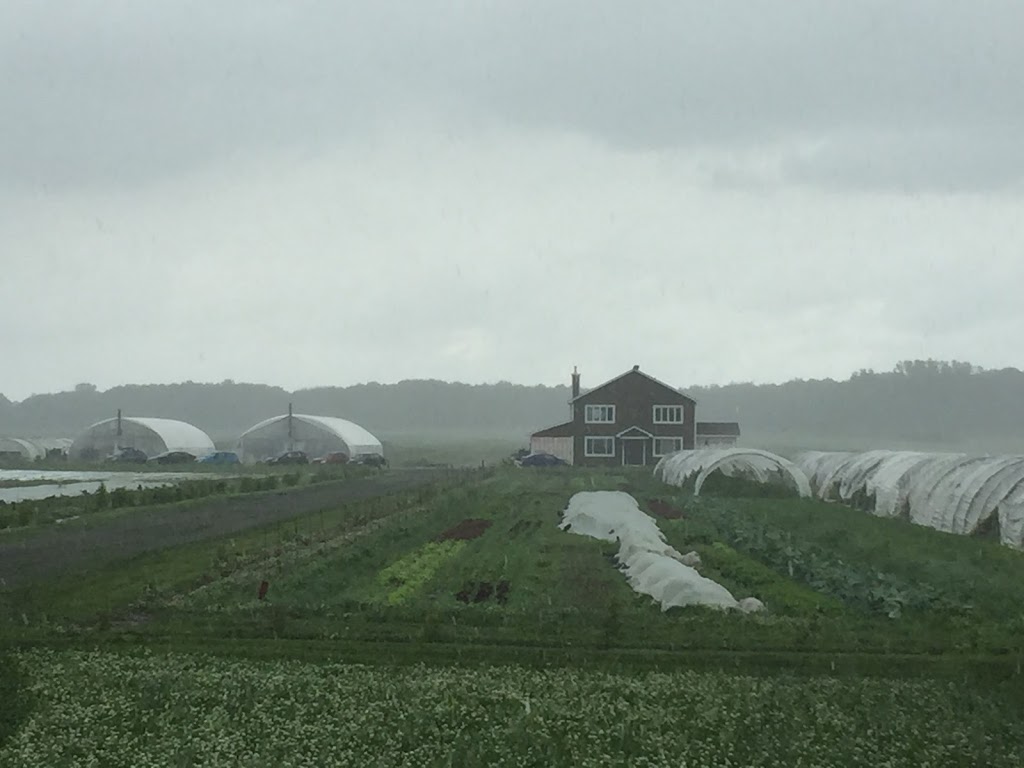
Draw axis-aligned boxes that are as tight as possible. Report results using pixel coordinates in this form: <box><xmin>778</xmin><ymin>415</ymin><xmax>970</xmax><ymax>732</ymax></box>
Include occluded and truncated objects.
<box><xmin>653</xmin><ymin>405</ymin><xmax>684</xmax><ymax>424</ymax></box>
<box><xmin>585</xmin><ymin>404</ymin><xmax>616</xmax><ymax>424</ymax></box>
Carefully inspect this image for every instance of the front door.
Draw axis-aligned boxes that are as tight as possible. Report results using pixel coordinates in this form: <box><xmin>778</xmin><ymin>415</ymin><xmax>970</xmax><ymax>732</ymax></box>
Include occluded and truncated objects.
<box><xmin>622</xmin><ymin>439</ymin><xmax>647</xmax><ymax>466</ymax></box>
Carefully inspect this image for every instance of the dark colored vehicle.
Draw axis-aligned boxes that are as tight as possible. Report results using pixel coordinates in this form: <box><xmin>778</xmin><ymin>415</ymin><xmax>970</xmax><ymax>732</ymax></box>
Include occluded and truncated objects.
<box><xmin>351</xmin><ymin>453</ymin><xmax>388</xmax><ymax>468</ymax></box>
<box><xmin>518</xmin><ymin>452</ymin><xmax>568</xmax><ymax>467</ymax></box>
<box><xmin>312</xmin><ymin>451</ymin><xmax>349</xmax><ymax>465</ymax></box>
<box><xmin>268</xmin><ymin>450</ymin><xmax>309</xmax><ymax>465</ymax></box>
<box><xmin>107</xmin><ymin>447</ymin><xmax>148</xmax><ymax>464</ymax></box>
<box><xmin>148</xmin><ymin>451</ymin><xmax>196</xmax><ymax>465</ymax></box>
<box><xmin>198</xmin><ymin>451</ymin><xmax>241</xmax><ymax>465</ymax></box>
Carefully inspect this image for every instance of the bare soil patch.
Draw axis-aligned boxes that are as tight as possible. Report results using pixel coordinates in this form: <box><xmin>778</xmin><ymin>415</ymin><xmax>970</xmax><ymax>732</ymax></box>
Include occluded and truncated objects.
<box><xmin>647</xmin><ymin>498</ymin><xmax>686</xmax><ymax>520</ymax></box>
<box><xmin>437</xmin><ymin>518</ymin><xmax>492</xmax><ymax>542</ymax></box>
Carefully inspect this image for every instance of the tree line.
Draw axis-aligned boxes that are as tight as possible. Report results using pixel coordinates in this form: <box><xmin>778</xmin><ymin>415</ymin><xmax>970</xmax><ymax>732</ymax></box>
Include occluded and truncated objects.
<box><xmin>2</xmin><ymin>360</ymin><xmax>1022</xmax><ymax>451</ymax></box>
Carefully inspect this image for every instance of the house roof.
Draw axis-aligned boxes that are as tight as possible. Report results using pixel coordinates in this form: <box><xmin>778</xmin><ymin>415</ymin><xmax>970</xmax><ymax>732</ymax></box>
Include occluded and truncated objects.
<box><xmin>696</xmin><ymin>422</ymin><xmax>741</xmax><ymax>436</ymax></box>
<box><xmin>531</xmin><ymin>420</ymin><xmax>575</xmax><ymax>438</ymax></box>
<box><xmin>570</xmin><ymin>366</ymin><xmax>695</xmax><ymax>404</ymax></box>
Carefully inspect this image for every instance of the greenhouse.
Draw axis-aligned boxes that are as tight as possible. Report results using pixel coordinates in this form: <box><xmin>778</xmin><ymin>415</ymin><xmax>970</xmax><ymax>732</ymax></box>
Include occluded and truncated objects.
<box><xmin>236</xmin><ymin>413</ymin><xmax>383</xmax><ymax>463</ymax></box>
<box><xmin>0</xmin><ymin>437</ymin><xmax>72</xmax><ymax>461</ymax></box>
<box><xmin>655</xmin><ymin>447</ymin><xmax>812</xmax><ymax>498</ymax></box>
<box><xmin>68</xmin><ymin>416</ymin><xmax>215</xmax><ymax>461</ymax></box>
<box><xmin>794</xmin><ymin>450</ymin><xmax>1024</xmax><ymax>549</ymax></box>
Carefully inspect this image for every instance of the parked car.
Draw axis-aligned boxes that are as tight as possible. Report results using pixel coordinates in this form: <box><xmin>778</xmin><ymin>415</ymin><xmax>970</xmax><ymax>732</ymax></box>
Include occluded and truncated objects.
<box><xmin>518</xmin><ymin>452</ymin><xmax>568</xmax><ymax>468</ymax></box>
<box><xmin>312</xmin><ymin>451</ymin><xmax>349</xmax><ymax>465</ymax></box>
<box><xmin>148</xmin><ymin>451</ymin><xmax>196</xmax><ymax>465</ymax></box>
<box><xmin>106</xmin><ymin>447</ymin><xmax>148</xmax><ymax>464</ymax></box>
<box><xmin>351</xmin><ymin>453</ymin><xmax>388</xmax><ymax>468</ymax></box>
<box><xmin>267</xmin><ymin>450</ymin><xmax>309</xmax><ymax>465</ymax></box>
<box><xmin>197</xmin><ymin>451</ymin><xmax>241</xmax><ymax>465</ymax></box>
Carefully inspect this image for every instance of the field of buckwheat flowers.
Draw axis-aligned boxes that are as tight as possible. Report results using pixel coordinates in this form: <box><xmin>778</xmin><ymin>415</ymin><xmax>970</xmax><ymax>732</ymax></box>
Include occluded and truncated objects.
<box><xmin>3</xmin><ymin>650</ymin><xmax>1023</xmax><ymax>767</ymax></box>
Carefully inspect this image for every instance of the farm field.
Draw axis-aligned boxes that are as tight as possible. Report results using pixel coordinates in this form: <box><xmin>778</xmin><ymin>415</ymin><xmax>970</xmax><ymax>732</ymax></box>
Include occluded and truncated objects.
<box><xmin>0</xmin><ymin>467</ymin><xmax>456</xmax><ymax>587</ymax></box>
<box><xmin>3</xmin><ymin>466</ymin><xmax>1024</xmax><ymax>763</ymax></box>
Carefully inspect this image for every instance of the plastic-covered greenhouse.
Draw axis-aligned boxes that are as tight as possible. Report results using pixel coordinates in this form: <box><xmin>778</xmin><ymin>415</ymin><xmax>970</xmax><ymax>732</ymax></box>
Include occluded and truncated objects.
<box><xmin>237</xmin><ymin>413</ymin><xmax>383</xmax><ymax>463</ymax></box>
<box><xmin>68</xmin><ymin>417</ymin><xmax>215</xmax><ymax>461</ymax></box>
<box><xmin>795</xmin><ymin>450</ymin><xmax>1024</xmax><ymax>549</ymax></box>
<box><xmin>0</xmin><ymin>437</ymin><xmax>72</xmax><ymax>461</ymax></box>
<box><xmin>655</xmin><ymin>448</ymin><xmax>812</xmax><ymax>498</ymax></box>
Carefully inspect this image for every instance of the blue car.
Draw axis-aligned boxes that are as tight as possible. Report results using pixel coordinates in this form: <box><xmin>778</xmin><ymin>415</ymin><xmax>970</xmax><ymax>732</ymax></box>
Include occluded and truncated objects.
<box><xmin>518</xmin><ymin>452</ymin><xmax>568</xmax><ymax>467</ymax></box>
<box><xmin>198</xmin><ymin>451</ymin><xmax>241</xmax><ymax>465</ymax></box>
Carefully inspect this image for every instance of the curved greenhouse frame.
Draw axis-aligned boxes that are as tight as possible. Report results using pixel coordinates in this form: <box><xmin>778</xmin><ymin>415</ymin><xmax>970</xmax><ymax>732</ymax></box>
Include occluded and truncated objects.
<box><xmin>69</xmin><ymin>417</ymin><xmax>215</xmax><ymax>461</ymax></box>
<box><xmin>0</xmin><ymin>437</ymin><xmax>73</xmax><ymax>460</ymax></box>
<box><xmin>656</xmin><ymin>448</ymin><xmax>812</xmax><ymax>498</ymax></box>
<box><xmin>237</xmin><ymin>413</ymin><xmax>383</xmax><ymax>463</ymax></box>
<box><xmin>794</xmin><ymin>450</ymin><xmax>1024</xmax><ymax>548</ymax></box>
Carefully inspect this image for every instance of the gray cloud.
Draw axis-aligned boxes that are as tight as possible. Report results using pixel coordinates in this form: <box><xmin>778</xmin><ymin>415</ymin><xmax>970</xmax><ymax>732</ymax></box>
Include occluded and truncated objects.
<box><xmin>4</xmin><ymin>2</ymin><xmax>1024</xmax><ymax>401</ymax></box>
<box><xmin>3</xmin><ymin>1</ymin><xmax>1023</xmax><ymax>192</ymax></box>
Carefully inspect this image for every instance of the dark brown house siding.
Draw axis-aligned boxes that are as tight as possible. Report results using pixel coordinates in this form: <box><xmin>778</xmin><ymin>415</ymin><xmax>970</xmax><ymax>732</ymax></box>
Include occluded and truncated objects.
<box><xmin>570</xmin><ymin>369</ymin><xmax>695</xmax><ymax>467</ymax></box>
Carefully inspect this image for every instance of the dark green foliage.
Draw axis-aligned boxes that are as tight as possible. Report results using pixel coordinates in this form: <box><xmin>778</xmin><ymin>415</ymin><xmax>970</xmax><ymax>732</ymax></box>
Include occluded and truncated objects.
<box><xmin>0</xmin><ymin>652</ymin><xmax>33</xmax><ymax>749</ymax></box>
<box><xmin>697</xmin><ymin>473</ymin><xmax>797</xmax><ymax>498</ymax></box>
<box><xmin>661</xmin><ymin>490</ymin><xmax>1024</xmax><ymax>625</ymax></box>
<box><xmin>93</xmin><ymin>482</ymin><xmax>109</xmax><ymax>510</ymax></box>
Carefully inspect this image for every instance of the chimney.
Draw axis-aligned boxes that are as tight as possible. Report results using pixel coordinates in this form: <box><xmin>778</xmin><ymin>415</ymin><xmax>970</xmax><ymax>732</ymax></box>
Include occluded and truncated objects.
<box><xmin>632</xmin><ymin>364</ymin><xmax>640</xmax><ymax>372</ymax></box>
<box><xmin>571</xmin><ymin>366</ymin><xmax>581</xmax><ymax>399</ymax></box>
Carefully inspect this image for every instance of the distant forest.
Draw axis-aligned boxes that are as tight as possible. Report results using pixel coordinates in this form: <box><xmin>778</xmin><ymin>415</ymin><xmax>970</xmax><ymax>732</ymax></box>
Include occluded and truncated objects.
<box><xmin>2</xmin><ymin>360</ymin><xmax>1024</xmax><ymax>454</ymax></box>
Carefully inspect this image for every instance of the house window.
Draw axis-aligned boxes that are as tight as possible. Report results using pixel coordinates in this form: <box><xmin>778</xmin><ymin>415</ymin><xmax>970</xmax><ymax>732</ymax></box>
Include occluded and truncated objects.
<box><xmin>585</xmin><ymin>404</ymin><xmax>616</xmax><ymax>424</ymax></box>
<box><xmin>653</xmin><ymin>405</ymin><xmax>684</xmax><ymax>424</ymax></box>
<box><xmin>585</xmin><ymin>436</ymin><xmax>615</xmax><ymax>456</ymax></box>
<box><xmin>653</xmin><ymin>437</ymin><xmax>684</xmax><ymax>456</ymax></box>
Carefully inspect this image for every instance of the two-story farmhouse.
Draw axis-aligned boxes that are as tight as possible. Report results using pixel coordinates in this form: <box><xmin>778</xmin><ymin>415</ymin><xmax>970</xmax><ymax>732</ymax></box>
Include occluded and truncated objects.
<box><xmin>529</xmin><ymin>365</ymin><xmax>739</xmax><ymax>466</ymax></box>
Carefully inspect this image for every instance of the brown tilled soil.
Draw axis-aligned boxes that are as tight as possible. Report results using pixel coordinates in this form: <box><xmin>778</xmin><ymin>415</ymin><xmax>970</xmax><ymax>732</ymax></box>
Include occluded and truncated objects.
<box><xmin>437</xmin><ymin>518</ymin><xmax>493</xmax><ymax>542</ymax></box>
<box><xmin>0</xmin><ymin>469</ymin><xmax>449</xmax><ymax>589</ymax></box>
<box><xmin>647</xmin><ymin>498</ymin><xmax>685</xmax><ymax>519</ymax></box>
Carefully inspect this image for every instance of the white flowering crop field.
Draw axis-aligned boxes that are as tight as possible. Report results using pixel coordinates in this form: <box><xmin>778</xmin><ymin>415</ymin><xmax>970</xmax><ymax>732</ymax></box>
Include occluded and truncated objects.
<box><xmin>3</xmin><ymin>650</ymin><xmax>1023</xmax><ymax>767</ymax></box>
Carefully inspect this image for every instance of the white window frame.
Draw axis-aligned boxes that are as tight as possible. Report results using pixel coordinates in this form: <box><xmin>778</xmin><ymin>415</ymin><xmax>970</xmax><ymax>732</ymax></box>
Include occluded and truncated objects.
<box><xmin>585</xmin><ymin>404</ymin><xmax>616</xmax><ymax>424</ymax></box>
<box><xmin>652</xmin><ymin>437</ymin><xmax>684</xmax><ymax>457</ymax></box>
<box><xmin>584</xmin><ymin>436</ymin><xmax>615</xmax><ymax>457</ymax></box>
<box><xmin>653</xmin><ymin>405</ymin><xmax>684</xmax><ymax>424</ymax></box>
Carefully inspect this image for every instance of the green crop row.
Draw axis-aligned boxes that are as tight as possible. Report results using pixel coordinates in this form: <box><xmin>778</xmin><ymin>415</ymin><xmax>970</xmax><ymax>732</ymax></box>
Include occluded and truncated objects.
<box><xmin>3</xmin><ymin>649</ymin><xmax>1023</xmax><ymax>767</ymax></box>
<box><xmin>377</xmin><ymin>541</ymin><xmax>468</xmax><ymax>605</ymax></box>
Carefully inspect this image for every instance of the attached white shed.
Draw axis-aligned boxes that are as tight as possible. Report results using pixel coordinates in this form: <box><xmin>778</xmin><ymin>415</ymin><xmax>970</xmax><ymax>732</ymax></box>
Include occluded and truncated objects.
<box><xmin>237</xmin><ymin>413</ymin><xmax>383</xmax><ymax>463</ymax></box>
<box><xmin>68</xmin><ymin>416</ymin><xmax>215</xmax><ymax>461</ymax></box>
<box><xmin>529</xmin><ymin>421</ymin><xmax>575</xmax><ymax>464</ymax></box>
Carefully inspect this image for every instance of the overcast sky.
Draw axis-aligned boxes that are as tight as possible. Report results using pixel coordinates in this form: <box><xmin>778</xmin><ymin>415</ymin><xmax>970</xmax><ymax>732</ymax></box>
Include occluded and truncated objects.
<box><xmin>3</xmin><ymin>1</ymin><xmax>1023</xmax><ymax>401</ymax></box>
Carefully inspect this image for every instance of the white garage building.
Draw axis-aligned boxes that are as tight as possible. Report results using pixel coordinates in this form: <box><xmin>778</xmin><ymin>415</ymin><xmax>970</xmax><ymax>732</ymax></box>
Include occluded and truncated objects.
<box><xmin>68</xmin><ymin>415</ymin><xmax>216</xmax><ymax>461</ymax></box>
<box><xmin>236</xmin><ymin>412</ymin><xmax>383</xmax><ymax>463</ymax></box>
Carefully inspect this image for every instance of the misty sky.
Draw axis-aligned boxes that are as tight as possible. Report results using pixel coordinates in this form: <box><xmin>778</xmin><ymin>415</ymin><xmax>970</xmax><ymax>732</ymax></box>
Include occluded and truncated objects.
<box><xmin>3</xmin><ymin>1</ymin><xmax>1024</xmax><ymax>401</ymax></box>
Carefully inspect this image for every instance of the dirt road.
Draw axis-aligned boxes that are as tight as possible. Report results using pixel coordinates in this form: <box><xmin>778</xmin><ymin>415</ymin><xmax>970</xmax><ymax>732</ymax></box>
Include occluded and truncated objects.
<box><xmin>0</xmin><ymin>469</ymin><xmax>452</xmax><ymax>589</ymax></box>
